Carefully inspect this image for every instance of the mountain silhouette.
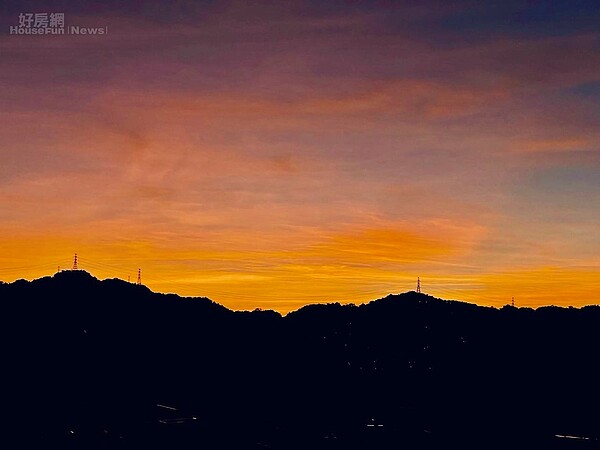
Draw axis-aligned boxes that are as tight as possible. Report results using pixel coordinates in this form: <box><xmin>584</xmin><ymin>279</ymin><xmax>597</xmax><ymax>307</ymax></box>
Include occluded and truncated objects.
<box><xmin>1</xmin><ymin>270</ymin><xmax>598</xmax><ymax>449</ymax></box>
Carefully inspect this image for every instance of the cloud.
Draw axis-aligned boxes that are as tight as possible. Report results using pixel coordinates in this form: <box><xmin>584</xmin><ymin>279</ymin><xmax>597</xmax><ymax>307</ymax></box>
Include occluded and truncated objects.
<box><xmin>1</xmin><ymin>2</ymin><xmax>599</xmax><ymax>310</ymax></box>
<box><xmin>510</xmin><ymin>137</ymin><xmax>593</xmax><ymax>154</ymax></box>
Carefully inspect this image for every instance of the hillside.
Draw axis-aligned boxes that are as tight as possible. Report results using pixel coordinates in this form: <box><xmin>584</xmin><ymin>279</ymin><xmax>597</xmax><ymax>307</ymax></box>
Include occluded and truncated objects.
<box><xmin>1</xmin><ymin>271</ymin><xmax>598</xmax><ymax>449</ymax></box>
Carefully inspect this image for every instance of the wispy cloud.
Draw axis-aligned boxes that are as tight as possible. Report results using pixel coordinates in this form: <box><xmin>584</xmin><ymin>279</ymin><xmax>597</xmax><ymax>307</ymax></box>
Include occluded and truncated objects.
<box><xmin>1</xmin><ymin>1</ymin><xmax>599</xmax><ymax>310</ymax></box>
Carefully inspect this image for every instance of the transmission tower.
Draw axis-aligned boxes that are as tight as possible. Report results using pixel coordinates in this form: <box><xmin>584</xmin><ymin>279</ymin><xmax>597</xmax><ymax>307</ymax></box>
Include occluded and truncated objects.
<box><xmin>136</xmin><ymin>268</ymin><xmax>142</xmax><ymax>285</ymax></box>
<box><xmin>416</xmin><ymin>277</ymin><xmax>421</xmax><ymax>294</ymax></box>
<box><xmin>72</xmin><ymin>253</ymin><xmax>78</xmax><ymax>270</ymax></box>
<box><xmin>511</xmin><ymin>296</ymin><xmax>515</xmax><ymax>307</ymax></box>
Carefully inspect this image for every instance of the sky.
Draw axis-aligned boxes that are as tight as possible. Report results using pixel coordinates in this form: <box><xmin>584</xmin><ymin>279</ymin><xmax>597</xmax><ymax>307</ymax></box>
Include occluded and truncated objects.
<box><xmin>0</xmin><ymin>0</ymin><xmax>599</xmax><ymax>312</ymax></box>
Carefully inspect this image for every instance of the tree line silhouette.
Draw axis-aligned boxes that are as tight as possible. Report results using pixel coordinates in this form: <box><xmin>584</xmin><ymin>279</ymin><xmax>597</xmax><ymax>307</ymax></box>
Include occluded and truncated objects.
<box><xmin>1</xmin><ymin>270</ymin><xmax>598</xmax><ymax>449</ymax></box>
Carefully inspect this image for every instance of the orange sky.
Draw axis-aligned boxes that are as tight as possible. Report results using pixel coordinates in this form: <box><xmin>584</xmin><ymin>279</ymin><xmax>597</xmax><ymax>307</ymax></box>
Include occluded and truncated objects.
<box><xmin>1</xmin><ymin>1</ymin><xmax>599</xmax><ymax>312</ymax></box>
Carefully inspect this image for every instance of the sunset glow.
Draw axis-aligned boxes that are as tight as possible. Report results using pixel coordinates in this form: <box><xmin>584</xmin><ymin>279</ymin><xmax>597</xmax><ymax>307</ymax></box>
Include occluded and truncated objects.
<box><xmin>1</xmin><ymin>1</ymin><xmax>599</xmax><ymax>312</ymax></box>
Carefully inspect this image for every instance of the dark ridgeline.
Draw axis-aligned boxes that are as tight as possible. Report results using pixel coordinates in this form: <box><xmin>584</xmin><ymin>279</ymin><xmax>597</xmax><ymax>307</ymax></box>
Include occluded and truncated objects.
<box><xmin>1</xmin><ymin>270</ymin><xmax>598</xmax><ymax>449</ymax></box>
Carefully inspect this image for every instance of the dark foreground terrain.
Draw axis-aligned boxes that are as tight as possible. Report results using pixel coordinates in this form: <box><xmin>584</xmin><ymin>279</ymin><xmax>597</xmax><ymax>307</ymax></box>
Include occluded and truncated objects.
<box><xmin>1</xmin><ymin>271</ymin><xmax>598</xmax><ymax>449</ymax></box>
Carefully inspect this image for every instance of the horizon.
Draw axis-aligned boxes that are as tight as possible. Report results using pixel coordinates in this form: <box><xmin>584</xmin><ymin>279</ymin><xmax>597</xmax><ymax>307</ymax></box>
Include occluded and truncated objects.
<box><xmin>3</xmin><ymin>266</ymin><xmax>599</xmax><ymax>314</ymax></box>
<box><xmin>1</xmin><ymin>1</ymin><xmax>599</xmax><ymax>312</ymax></box>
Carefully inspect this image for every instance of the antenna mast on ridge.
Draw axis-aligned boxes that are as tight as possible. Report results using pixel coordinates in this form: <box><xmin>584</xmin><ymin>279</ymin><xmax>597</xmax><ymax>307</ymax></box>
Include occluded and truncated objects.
<box><xmin>72</xmin><ymin>253</ymin><xmax>78</xmax><ymax>270</ymax></box>
<box><xmin>136</xmin><ymin>268</ymin><xmax>142</xmax><ymax>285</ymax></box>
<box><xmin>416</xmin><ymin>277</ymin><xmax>421</xmax><ymax>294</ymax></box>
